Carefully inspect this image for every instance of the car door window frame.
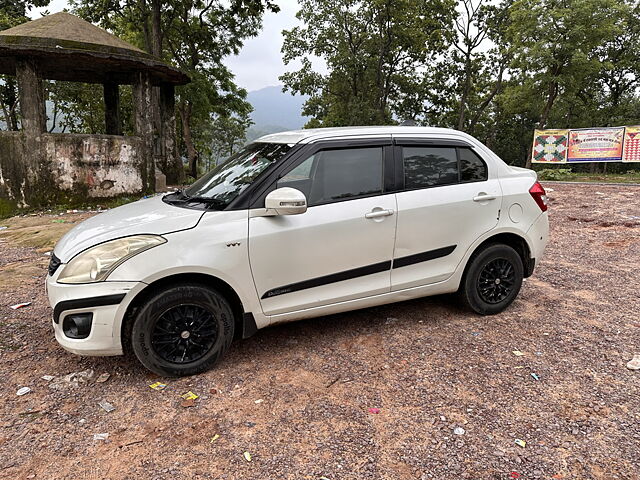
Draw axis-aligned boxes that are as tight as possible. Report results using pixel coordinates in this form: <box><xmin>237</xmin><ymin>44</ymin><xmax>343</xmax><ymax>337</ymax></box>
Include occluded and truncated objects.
<box><xmin>392</xmin><ymin>138</ymin><xmax>488</xmax><ymax>192</ymax></box>
<box><xmin>249</xmin><ymin>138</ymin><xmax>395</xmax><ymax>209</ymax></box>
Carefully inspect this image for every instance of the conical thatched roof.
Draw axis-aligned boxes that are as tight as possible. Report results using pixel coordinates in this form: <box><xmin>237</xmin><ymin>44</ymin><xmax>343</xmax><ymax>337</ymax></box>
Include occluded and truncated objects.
<box><xmin>0</xmin><ymin>12</ymin><xmax>188</xmax><ymax>85</ymax></box>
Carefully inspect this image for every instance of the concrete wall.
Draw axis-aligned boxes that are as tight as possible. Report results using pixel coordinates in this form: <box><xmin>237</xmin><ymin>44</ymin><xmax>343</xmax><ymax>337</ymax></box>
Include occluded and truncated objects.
<box><xmin>45</xmin><ymin>134</ymin><xmax>143</xmax><ymax>197</ymax></box>
<box><xmin>0</xmin><ymin>131</ymin><xmax>145</xmax><ymax>209</ymax></box>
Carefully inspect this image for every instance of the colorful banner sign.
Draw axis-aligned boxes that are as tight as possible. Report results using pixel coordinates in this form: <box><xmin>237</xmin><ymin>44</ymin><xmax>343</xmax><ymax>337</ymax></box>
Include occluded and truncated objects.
<box><xmin>623</xmin><ymin>126</ymin><xmax>640</xmax><ymax>163</ymax></box>
<box><xmin>532</xmin><ymin>126</ymin><xmax>639</xmax><ymax>163</ymax></box>
<box><xmin>531</xmin><ymin>129</ymin><xmax>569</xmax><ymax>163</ymax></box>
<box><xmin>567</xmin><ymin>128</ymin><xmax>624</xmax><ymax>162</ymax></box>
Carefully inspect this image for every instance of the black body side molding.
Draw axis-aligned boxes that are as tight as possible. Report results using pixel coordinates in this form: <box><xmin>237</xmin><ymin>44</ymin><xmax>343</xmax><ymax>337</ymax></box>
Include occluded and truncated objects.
<box><xmin>261</xmin><ymin>245</ymin><xmax>456</xmax><ymax>299</ymax></box>
<box><xmin>262</xmin><ymin>261</ymin><xmax>392</xmax><ymax>299</ymax></box>
<box><xmin>392</xmin><ymin>245</ymin><xmax>456</xmax><ymax>269</ymax></box>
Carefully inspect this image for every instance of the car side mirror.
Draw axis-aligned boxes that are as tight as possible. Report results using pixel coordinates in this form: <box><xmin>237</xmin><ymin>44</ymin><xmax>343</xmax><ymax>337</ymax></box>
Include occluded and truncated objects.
<box><xmin>264</xmin><ymin>187</ymin><xmax>307</xmax><ymax>216</ymax></box>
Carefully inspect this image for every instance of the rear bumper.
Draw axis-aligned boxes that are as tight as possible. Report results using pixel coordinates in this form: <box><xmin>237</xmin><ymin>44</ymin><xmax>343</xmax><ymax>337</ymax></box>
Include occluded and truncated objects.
<box><xmin>526</xmin><ymin>212</ymin><xmax>549</xmax><ymax>266</ymax></box>
<box><xmin>47</xmin><ymin>275</ymin><xmax>143</xmax><ymax>356</ymax></box>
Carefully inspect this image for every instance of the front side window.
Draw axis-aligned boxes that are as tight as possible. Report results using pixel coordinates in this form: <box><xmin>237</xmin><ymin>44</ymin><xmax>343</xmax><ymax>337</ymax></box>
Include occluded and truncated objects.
<box><xmin>184</xmin><ymin>142</ymin><xmax>292</xmax><ymax>207</ymax></box>
<box><xmin>277</xmin><ymin>147</ymin><xmax>383</xmax><ymax>206</ymax></box>
<box><xmin>403</xmin><ymin>147</ymin><xmax>458</xmax><ymax>189</ymax></box>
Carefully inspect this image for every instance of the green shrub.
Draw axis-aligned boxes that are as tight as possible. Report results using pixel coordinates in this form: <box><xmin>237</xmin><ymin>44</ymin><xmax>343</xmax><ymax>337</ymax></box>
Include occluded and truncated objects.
<box><xmin>537</xmin><ymin>168</ymin><xmax>575</xmax><ymax>181</ymax></box>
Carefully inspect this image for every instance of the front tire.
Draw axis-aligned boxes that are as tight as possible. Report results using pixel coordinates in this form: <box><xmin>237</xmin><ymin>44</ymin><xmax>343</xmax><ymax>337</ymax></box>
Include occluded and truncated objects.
<box><xmin>131</xmin><ymin>283</ymin><xmax>235</xmax><ymax>377</ymax></box>
<box><xmin>461</xmin><ymin>244</ymin><xmax>523</xmax><ymax>315</ymax></box>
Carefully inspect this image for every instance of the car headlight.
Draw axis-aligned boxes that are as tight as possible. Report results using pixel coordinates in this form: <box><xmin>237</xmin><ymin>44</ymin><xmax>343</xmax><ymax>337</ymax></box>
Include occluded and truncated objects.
<box><xmin>57</xmin><ymin>235</ymin><xmax>166</xmax><ymax>284</ymax></box>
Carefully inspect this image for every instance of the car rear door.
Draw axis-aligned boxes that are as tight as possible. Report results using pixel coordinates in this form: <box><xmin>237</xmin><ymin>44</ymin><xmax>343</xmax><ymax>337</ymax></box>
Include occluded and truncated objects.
<box><xmin>391</xmin><ymin>137</ymin><xmax>501</xmax><ymax>290</ymax></box>
<box><xmin>248</xmin><ymin>139</ymin><xmax>397</xmax><ymax>316</ymax></box>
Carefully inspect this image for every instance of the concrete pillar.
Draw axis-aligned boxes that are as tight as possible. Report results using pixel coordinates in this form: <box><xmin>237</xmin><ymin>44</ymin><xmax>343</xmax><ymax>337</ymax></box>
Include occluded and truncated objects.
<box><xmin>160</xmin><ymin>83</ymin><xmax>183</xmax><ymax>184</ymax></box>
<box><xmin>15</xmin><ymin>57</ymin><xmax>46</xmax><ymax>135</ymax></box>
<box><xmin>133</xmin><ymin>71</ymin><xmax>155</xmax><ymax>193</ymax></box>
<box><xmin>103</xmin><ymin>82</ymin><xmax>122</xmax><ymax>135</ymax></box>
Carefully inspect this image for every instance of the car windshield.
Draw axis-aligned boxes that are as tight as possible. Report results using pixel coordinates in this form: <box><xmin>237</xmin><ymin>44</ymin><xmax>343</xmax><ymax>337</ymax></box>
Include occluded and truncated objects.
<box><xmin>184</xmin><ymin>142</ymin><xmax>292</xmax><ymax>207</ymax></box>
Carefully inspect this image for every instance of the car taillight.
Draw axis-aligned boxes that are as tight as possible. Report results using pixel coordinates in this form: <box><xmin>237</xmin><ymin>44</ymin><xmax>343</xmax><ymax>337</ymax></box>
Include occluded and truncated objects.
<box><xmin>529</xmin><ymin>181</ymin><xmax>548</xmax><ymax>212</ymax></box>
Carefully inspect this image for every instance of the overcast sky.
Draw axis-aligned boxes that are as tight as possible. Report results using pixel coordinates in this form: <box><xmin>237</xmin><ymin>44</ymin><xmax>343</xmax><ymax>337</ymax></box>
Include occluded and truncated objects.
<box><xmin>32</xmin><ymin>0</ymin><xmax>308</xmax><ymax>92</ymax></box>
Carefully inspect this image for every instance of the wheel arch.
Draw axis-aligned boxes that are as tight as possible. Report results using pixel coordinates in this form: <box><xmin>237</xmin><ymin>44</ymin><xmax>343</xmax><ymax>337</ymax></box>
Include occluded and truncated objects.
<box><xmin>460</xmin><ymin>232</ymin><xmax>534</xmax><ymax>290</ymax></box>
<box><xmin>120</xmin><ymin>272</ymin><xmax>251</xmax><ymax>353</ymax></box>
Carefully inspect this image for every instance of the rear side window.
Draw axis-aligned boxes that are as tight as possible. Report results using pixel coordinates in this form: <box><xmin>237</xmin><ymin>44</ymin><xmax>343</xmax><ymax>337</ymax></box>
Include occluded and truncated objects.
<box><xmin>277</xmin><ymin>147</ymin><xmax>383</xmax><ymax>206</ymax></box>
<box><xmin>459</xmin><ymin>148</ymin><xmax>487</xmax><ymax>182</ymax></box>
<box><xmin>403</xmin><ymin>147</ymin><xmax>458</xmax><ymax>189</ymax></box>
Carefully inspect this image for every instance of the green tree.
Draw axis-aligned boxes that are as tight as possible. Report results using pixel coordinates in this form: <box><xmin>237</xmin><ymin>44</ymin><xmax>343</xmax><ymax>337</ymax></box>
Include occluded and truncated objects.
<box><xmin>205</xmin><ymin>111</ymin><xmax>253</xmax><ymax>171</ymax></box>
<box><xmin>67</xmin><ymin>0</ymin><xmax>277</xmax><ymax>179</ymax></box>
<box><xmin>280</xmin><ymin>0</ymin><xmax>456</xmax><ymax>127</ymax></box>
<box><xmin>506</xmin><ymin>0</ymin><xmax>625</xmax><ymax>166</ymax></box>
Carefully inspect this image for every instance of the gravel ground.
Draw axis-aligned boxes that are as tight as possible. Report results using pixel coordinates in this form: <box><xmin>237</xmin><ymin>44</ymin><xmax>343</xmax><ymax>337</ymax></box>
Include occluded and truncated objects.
<box><xmin>0</xmin><ymin>183</ymin><xmax>639</xmax><ymax>480</ymax></box>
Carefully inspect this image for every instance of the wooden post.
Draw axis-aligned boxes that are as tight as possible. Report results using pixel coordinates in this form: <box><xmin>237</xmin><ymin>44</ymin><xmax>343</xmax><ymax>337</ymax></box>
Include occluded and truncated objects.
<box><xmin>15</xmin><ymin>58</ymin><xmax>45</xmax><ymax>135</ymax></box>
<box><xmin>133</xmin><ymin>71</ymin><xmax>155</xmax><ymax>193</ymax></box>
<box><xmin>160</xmin><ymin>83</ymin><xmax>183</xmax><ymax>184</ymax></box>
<box><xmin>103</xmin><ymin>82</ymin><xmax>122</xmax><ymax>135</ymax></box>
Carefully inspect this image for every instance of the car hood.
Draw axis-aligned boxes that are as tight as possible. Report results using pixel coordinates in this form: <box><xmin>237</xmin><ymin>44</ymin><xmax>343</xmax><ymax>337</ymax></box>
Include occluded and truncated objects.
<box><xmin>54</xmin><ymin>196</ymin><xmax>204</xmax><ymax>262</ymax></box>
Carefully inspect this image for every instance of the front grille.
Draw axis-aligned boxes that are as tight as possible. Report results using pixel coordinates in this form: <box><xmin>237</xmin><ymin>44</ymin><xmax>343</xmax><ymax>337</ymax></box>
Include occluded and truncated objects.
<box><xmin>48</xmin><ymin>254</ymin><xmax>62</xmax><ymax>276</ymax></box>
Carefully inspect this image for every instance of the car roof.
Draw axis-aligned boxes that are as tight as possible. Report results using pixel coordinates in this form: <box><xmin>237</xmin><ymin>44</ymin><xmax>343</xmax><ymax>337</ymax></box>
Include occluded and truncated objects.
<box><xmin>254</xmin><ymin>126</ymin><xmax>470</xmax><ymax>145</ymax></box>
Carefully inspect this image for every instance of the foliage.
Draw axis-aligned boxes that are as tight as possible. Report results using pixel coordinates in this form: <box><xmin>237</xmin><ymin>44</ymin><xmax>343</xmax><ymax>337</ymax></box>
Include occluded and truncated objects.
<box><xmin>536</xmin><ymin>168</ymin><xmax>574</xmax><ymax>181</ymax></box>
<box><xmin>280</xmin><ymin>0</ymin><xmax>456</xmax><ymax>127</ymax></box>
<box><xmin>55</xmin><ymin>0</ymin><xmax>276</xmax><ymax>178</ymax></box>
<box><xmin>282</xmin><ymin>0</ymin><xmax>640</xmax><ymax>171</ymax></box>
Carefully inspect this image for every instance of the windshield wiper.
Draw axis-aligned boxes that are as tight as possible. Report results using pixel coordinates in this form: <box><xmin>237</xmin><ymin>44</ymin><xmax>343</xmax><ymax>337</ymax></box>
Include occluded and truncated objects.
<box><xmin>163</xmin><ymin>191</ymin><xmax>227</xmax><ymax>210</ymax></box>
<box><xmin>180</xmin><ymin>195</ymin><xmax>227</xmax><ymax>209</ymax></box>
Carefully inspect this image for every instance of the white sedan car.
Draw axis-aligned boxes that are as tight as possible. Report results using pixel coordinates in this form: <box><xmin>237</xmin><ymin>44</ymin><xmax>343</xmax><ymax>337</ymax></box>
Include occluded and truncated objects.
<box><xmin>47</xmin><ymin>126</ymin><xmax>549</xmax><ymax>376</ymax></box>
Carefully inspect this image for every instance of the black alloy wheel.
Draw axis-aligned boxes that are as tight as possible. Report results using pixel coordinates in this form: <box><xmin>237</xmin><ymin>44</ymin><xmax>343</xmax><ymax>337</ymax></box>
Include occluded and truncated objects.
<box><xmin>477</xmin><ymin>258</ymin><xmax>516</xmax><ymax>304</ymax></box>
<box><xmin>151</xmin><ymin>304</ymin><xmax>219</xmax><ymax>364</ymax></box>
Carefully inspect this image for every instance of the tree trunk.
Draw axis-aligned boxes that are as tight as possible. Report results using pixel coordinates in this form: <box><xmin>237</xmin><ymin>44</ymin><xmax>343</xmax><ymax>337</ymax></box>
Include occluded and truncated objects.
<box><xmin>526</xmin><ymin>80</ymin><xmax>558</xmax><ymax>168</ymax></box>
<box><xmin>457</xmin><ymin>53</ymin><xmax>472</xmax><ymax>131</ymax></box>
<box><xmin>151</xmin><ymin>0</ymin><xmax>162</xmax><ymax>57</ymax></box>
<box><xmin>179</xmin><ymin>101</ymin><xmax>198</xmax><ymax>178</ymax></box>
<box><xmin>468</xmin><ymin>64</ymin><xmax>505</xmax><ymax>134</ymax></box>
<box><xmin>4</xmin><ymin>77</ymin><xmax>20</xmax><ymax>131</ymax></box>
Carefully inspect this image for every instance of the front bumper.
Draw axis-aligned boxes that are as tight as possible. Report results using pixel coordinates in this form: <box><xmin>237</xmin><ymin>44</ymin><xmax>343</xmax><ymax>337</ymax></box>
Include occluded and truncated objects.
<box><xmin>46</xmin><ymin>274</ymin><xmax>143</xmax><ymax>356</ymax></box>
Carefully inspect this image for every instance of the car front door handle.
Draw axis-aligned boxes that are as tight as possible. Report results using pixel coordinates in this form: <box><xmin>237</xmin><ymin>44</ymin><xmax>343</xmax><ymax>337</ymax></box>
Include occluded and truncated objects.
<box><xmin>365</xmin><ymin>209</ymin><xmax>394</xmax><ymax>219</ymax></box>
<box><xmin>473</xmin><ymin>194</ymin><xmax>497</xmax><ymax>202</ymax></box>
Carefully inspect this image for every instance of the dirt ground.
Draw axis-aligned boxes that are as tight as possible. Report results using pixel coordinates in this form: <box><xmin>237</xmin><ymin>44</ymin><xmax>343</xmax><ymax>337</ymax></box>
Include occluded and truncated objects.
<box><xmin>0</xmin><ymin>184</ymin><xmax>639</xmax><ymax>480</ymax></box>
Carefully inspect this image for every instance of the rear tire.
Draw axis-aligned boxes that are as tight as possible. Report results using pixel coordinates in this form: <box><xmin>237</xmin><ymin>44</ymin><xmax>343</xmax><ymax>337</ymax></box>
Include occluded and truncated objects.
<box><xmin>131</xmin><ymin>283</ymin><xmax>235</xmax><ymax>377</ymax></box>
<box><xmin>461</xmin><ymin>244</ymin><xmax>523</xmax><ymax>315</ymax></box>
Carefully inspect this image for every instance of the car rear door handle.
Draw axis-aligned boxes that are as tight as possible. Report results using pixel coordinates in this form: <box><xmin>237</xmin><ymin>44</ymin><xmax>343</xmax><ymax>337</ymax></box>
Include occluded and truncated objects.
<box><xmin>473</xmin><ymin>194</ymin><xmax>497</xmax><ymax>202</ymax></box>
<box><xmin>365</xmin><ymin>209</ymin><xmax>394</xmax><ymax>219</ymax></box>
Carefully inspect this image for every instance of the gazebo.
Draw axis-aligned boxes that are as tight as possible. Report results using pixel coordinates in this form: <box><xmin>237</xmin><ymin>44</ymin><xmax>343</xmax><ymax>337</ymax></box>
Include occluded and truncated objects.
<box><xmin>0</xmin><ymin>12</ymin><xmax>189</xmax><ymax>208</ymax></box>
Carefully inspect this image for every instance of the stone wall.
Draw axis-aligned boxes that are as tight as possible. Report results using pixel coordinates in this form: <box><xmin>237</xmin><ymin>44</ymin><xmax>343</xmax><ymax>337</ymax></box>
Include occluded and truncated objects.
<box><xmin>0</xmin><ymin>131</ymin><xmax>146</xmax><ymax>209</ymax></box>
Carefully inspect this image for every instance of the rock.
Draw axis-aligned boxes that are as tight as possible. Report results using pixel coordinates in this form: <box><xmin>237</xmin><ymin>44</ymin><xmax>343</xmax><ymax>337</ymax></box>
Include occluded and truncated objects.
<box><xmin>16</xmin><ymin>386</ymin><xmax>31</xmax><ymax>396</ymax></box>
<box><xmin>49</xmin><ymin>369</ymin><xmax>95</xmax><ymax>389</ymax></box>
<box><xmin>626</xmin><ymin>354</ymin><xmax>640</xmax><ymax>370</ymax></box>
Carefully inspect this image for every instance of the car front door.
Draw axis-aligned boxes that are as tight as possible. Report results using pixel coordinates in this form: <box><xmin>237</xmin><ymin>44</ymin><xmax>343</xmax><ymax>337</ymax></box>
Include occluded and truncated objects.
<box><xmin>391</xmin><ymin>139</ymin><xmax>501</xmax><ymax>290</ymax></box>
<box><xmin>249</xmin><ymin>142</ymin><xmax>397</xmax><ymax>316</ymax></box>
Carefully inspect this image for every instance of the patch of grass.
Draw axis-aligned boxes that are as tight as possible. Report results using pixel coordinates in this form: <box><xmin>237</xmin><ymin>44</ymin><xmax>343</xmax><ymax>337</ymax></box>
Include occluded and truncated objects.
<box><xmin>535</xmin><ymin>168</ymin><xmax>640</xmax><ymax>183</ymax></box>
<box><xmin>0</xmin><ymin>213</ymin><xmax>95</xmax><ymax>250</ymax></box>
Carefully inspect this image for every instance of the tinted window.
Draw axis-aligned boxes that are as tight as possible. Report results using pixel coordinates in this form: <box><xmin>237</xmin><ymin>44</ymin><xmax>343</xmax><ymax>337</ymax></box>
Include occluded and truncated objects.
<box><xmin>403</xmin><ymin>147</ymin><xmax>458</xmax><ymax>189</ymax></box>
<box><xmin>459</xmin><ymin>148</ymin><xmax>487</xmax><ymax>182</ymax></box>
<box><xmin>277</xmin><ymin>147</ymin><xmax>383</xmax><ymax>206</ymax></box>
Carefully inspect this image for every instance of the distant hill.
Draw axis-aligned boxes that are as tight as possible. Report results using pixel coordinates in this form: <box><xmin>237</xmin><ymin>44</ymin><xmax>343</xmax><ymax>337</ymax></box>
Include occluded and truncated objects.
<box><xmin>246</xmin><ymin>85</ymin><xmax>309</xmax><ymax>141</ymax></box>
